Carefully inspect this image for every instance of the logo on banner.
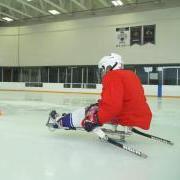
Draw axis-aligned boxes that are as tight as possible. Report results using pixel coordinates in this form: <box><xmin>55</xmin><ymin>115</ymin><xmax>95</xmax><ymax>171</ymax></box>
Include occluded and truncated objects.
<box><xmin>116</xmin><ymin>27</ymin><xmax>130</xmax><ymax>47</ymax></box>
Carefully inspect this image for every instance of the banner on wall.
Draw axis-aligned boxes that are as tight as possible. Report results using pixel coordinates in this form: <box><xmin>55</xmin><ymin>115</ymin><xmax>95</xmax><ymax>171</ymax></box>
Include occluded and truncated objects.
<box><xmin>143</xmin><ymin>25</ymin><xmax>156</xmax><ymax>44</ymax></box>
<box><xmin>130</xmin><ymin>26</ymin><xmax>142</xmax><ymax>46</ymax></box>
<box><xmin>116</xmin><ymin>27</ymin><xmax>130</xmax><ymax>47</ymax></box>
<box><xmin>116</xmin><ymin>24</ymin><xmax>156</xmax><ymax>47</ymax></box>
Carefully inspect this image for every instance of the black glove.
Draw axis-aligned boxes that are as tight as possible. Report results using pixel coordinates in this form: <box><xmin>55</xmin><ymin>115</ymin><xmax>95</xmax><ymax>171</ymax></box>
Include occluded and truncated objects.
<box><xmin>82</xmin><ymin>105</ymin><xmax>99</xmax><ymax>132</ymax></box>
<box><xmin>49</xmin><ymin>110</ymin><xmax>58</xmax><ymax>119</ymax></box>
<box><xmin>82</xmin><ymin>120</ymin><xmax>99</xmax><ymax>132</ymax></box>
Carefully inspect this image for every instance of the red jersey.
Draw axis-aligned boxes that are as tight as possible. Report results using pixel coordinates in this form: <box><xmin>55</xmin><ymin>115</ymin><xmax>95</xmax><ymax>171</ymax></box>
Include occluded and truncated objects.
<box><xmin>98</xmin><ymin>69</ymin><xmax>152</xmax><ymax>130</ymax></box>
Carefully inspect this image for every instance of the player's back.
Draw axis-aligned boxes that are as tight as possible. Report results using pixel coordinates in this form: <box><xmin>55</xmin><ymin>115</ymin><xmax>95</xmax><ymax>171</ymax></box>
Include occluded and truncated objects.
<box><xmin>108</xmin><ymin>69</ymin><xmax>152</xmax><ymax>130</ymax></box>
<box><xmin>117</xmin><ymin>70</ymin><xmax>146</xmax><ymax>104</ymax></box>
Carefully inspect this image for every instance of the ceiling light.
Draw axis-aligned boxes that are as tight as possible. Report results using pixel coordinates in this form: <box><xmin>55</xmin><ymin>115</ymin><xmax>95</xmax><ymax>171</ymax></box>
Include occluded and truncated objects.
<box><xmin>48</xmin><ymin>10</ymin><xmax>60</xmax><ymax>15</ymax></box>
<box><xmin>27</xmin><ymin>0</ymin><xmax>33</xmax><ymax>2</ymax></box>
<box><xmin>112</xmin><ymin>0</ymin><xmax>123</xmax><ymax>6</ymax></box>
<box><xmin>2</xmin><ymin>17</ymin><xmax>14</xmax><ymax>22</ymax></box>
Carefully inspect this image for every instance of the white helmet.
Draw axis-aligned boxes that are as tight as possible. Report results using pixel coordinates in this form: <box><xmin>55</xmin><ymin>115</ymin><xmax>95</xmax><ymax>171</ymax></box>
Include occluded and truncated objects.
<box><xmin>98</xmin><ymin>53</ymin><xmax>123</xmax><ymax>71</ymax></box>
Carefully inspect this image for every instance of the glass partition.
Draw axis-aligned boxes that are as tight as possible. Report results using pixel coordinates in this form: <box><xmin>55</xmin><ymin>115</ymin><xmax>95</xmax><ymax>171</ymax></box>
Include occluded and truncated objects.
<box><xmin>49</xmin><ymin>67</ymin><xmax>58</xmax><ymax>83</ymax></box>
<box><xmin>136</xmin><ymin>66</ymin><xmax>148</xmax><ymax>84</ymax></box>
<box><xmin>0</xmin><ymin>67</ymin><xmax>2</xmax><ymax>82</ymax></box>
<box><xmin>163</xmin><ymin>68</ymin><xmax>177</xmax><ymax>85</ymax></box>
<box><xmin>178</xmin><ymin>69</ymin><xmax>180</xmax><ymax>85</ymax></box>
<box><xmin>0</xmin><ymin>64</ymin><xmax>179</xmax><ymax>86</ymax></box>
<box><xmin>3</xmin><ymin>67</ymin><xmax>12</xmax><ymax>82</ymax></box>
<box><xmin>41</xmin><ymin>67</ymin><xmax>48</xmax><ymax>83</ymax></box>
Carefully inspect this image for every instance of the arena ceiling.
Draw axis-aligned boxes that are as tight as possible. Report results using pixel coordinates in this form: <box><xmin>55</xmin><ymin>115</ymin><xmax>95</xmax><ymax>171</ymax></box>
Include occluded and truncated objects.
<box><xmin>0</xmin><ymin>0</ymin><xmax>180</xmax><ymax>26</ymax></box>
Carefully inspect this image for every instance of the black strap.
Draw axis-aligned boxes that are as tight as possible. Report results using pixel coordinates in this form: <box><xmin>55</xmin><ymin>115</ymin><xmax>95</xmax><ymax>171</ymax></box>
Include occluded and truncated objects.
<box><xmin>110</xmin><ymin>62</ymin><xmax>118</xmax><ymax>71</ymax></box>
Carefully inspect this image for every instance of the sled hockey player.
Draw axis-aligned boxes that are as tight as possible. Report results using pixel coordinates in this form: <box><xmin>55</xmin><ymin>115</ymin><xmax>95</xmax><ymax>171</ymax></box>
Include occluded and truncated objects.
<box><xmin>47</xmin><ymin>53</ymin><xmax>152</xmax><ymax>134</ymax></box>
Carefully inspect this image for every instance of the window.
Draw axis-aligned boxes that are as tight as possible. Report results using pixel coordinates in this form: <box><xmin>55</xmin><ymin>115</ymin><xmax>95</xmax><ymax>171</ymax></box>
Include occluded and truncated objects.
<box><xmin>59</xmin><ymin>67</ymin><xmax>66</xmax><ymax>83</ymax></box>
<box><xmin>163</xmin><ymin>68</ymin><xmax>177</xmax><ymax>85</ymax></box>
<box><xmin>12</xmin><ymin>68</ymin><xmax>21</xmax><ymax>82</ymax></box>
<box><xmin>82</xmin><ymin>67</ymin><xmax>87</xmax><ymax>84</ymax></box>
<box><xmin>3</xmin><ymin>67</ymin><xmax>12</xmax><ymax>82</ymax></box>
<box><xmin>66</xmin><ymin>67</ymin><xmax>72</xmax><ymax>84</ymax></box>
<box><xmin>87</xmin><ymin>66</ymin><xmax>98</xmax><ymax>84</ymax></box>
<box><xmin>124</xmin><ymin>65</ymin><xmax>136</xmax><ymax>72</ymax></box>
<box><xmin>83</xmin><ymin>66</ymin><xmax>98</xmax><ymax>88</ymax></box>
<box><xmin>0</xmin><ymin>67</ymin><xmax>2</xmax><ymax>82</ymax></box>
<box><xmin>63</xmin><ymin>67</ymin><xmax>71</xmax><ymax>88</ymax></box>
<box><xmin>72</xmin><ymin>67</ymin><xmax>82</xmax><ymax>88</ymax></box>
<box><xmin>136</xmin><ymin>66</ymin><xmax>148</xmax><ymax>84</ymax></box>
<box><xmin>0</xmin><ymin>65</ymin><xmax>179</xmax><ymax>86</ymax></box>
<box><xmin>49</xmin><ymin>67</ymin><xmax>58</xmax><ymax>83</ymax></box>
<box><xmin>30</xmin><ymin>68</ymin><xmax>40</xmax><ymax>82</ymax></box>
<box><xmin>178</xmin><ymin>68</ymin><xmax>180</xmax><ymax>85</ymax></box>
<box><xmin>21</xmin><ymin>68</ymin><xmax>30</xmax><ymax>82</ymax></box>
<box><xmin>41</xmin><ymin>67</ymin><xmax>48</xmax><ymax>83</ymax></box>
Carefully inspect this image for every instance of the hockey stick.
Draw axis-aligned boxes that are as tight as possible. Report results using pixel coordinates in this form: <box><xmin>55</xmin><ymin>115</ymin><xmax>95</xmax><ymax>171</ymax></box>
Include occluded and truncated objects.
<box><xmin>93</xmin><ymin>128</ymin><xmax>148</xmax><ymax>159</ymax></box>
<box><xmin>102</xmin><ymin>127</ymin><xmax>174</xmax><ymax>145</ymax></box>
<box><xmin>131</xmin><ymin>128</ymin><xmax>174</xmax><ymax>145</ymax></box>
<box><xmin>107</xmin><ymin>137</ymin><xmax>148</xmax><ymax>158</ymax></box>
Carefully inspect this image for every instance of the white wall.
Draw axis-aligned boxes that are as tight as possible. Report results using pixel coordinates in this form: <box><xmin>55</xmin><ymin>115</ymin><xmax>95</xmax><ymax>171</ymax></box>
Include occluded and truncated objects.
<box><xmin>0</xmin><ymin>82</ymin><xmax>180</xmax><ymax>97</ymax></box>
<box><xmin>0</xmin><ymin>7</ymin><xmax>180</xmax><ymax>66</ymax></box>
<box><xmin>0</xmin><ymin>27</ymin><xmax>19</xmax><ymax>66</ymax></box>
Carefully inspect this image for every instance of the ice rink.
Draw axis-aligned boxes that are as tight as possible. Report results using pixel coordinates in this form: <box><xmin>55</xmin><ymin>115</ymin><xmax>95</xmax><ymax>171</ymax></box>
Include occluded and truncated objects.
<box><xmin>0</xmin><ymin>91</ymin><xmax>179</xmax><ymax>180</ymax></box>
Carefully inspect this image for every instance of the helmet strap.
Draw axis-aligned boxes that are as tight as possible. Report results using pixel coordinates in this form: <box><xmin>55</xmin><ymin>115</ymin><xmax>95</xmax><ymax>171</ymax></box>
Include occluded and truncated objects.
<box><xmin>110</xmin><ymin>62</ymin><xmax>118</xmax><ymax>71</ymax></box>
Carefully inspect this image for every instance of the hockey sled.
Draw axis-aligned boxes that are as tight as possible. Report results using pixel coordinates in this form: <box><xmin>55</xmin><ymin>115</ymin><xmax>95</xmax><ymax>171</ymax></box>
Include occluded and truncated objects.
<box><xmin>46</xmin><ymin>116</ymin><xmax>174</xmax><ymax>159</ymax></box>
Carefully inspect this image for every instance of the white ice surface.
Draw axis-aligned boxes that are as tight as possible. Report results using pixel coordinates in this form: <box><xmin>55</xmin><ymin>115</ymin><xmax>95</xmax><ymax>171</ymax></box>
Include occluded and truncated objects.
<box><xmin>0</xmin><ymin>91</ymin><xmax>179</xmax><ymax>180</ymax></box>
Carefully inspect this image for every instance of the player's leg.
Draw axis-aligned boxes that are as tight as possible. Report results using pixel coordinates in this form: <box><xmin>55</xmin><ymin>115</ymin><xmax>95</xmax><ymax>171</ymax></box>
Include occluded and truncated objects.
<box><xmin>48</xmin><ymin>107</ymin><xmax>86</xmax><ymax>129</ymax></box>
